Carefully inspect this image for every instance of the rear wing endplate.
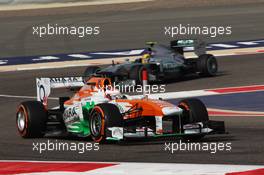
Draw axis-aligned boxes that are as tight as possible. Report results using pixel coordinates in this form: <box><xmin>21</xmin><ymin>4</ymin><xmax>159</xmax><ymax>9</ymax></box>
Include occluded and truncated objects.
<box><xmin>36</xmin><ymin>77</ymin><xmax>84</xmax><ymax>107</ymax></box>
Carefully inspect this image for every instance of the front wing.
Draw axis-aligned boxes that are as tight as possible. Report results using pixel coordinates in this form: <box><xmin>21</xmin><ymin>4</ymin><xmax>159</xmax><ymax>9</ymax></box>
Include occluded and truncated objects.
<box><xmin>105</xmin><ymin>120</ymin><xmax>226</xmax><ymax>141</ymax></box>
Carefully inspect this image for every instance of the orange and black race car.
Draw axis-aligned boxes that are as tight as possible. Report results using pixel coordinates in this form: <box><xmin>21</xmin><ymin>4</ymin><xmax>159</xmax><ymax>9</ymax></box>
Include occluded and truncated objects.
<box><xmin>16</xmin><ymin>76</ymin><xmax>225</xmax><ymax>142</ymax></box>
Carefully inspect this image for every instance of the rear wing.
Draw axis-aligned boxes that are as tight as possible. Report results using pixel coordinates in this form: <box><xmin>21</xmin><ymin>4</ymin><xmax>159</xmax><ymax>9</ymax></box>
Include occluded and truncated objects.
<box><xmin>170</xmin><ymin>39</ymin><xmax>207</xmax><ymax>56</ymax></box>
<box><xmin>36</xmin><ymin>77</ymin><xmax>84</xmax><ymax>107</ymax></box>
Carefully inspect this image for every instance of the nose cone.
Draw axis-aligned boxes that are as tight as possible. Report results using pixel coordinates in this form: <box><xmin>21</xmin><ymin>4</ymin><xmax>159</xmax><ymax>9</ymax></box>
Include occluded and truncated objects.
<box><xmin>162</xmin><ymin>106</ymin><xmax>182</xmax><ymax>116</ymax></box>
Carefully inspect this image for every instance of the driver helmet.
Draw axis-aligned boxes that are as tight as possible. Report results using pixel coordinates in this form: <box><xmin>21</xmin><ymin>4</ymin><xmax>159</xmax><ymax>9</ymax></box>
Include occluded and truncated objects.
<box><xmin>142</xmin><ymin>53</ymin><xmax>150</xmax><ymax>64</ymax></box>
<box><xmin>105</xmin><ymin>87</ymin><xmax>122</xmax><ymax>100</ymax></box>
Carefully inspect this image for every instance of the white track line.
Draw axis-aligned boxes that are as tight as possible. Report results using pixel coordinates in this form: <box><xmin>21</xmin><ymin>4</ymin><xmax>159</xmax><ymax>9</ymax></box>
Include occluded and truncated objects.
<box><xmin>210</xmin><ymin>44</ymin><xmax>238</xmax><ymax>48</ymax></box>
<box><xmin>17</xmin><ymin>63</ymin><xmax>91</xmax><ymax>71</ymax></box>
<box><xmin>0</xmin><ymin>0</ymin><xmax>154</xmax><ymax>11</ymax></box>
<box><xmin>0</xmin><ymin>94</ymin><xmax>58</xmax><ymax>100</ymax></box>
<box><xmin>134</xmin><ymin>90</ymin><xmax>218</xmax><ymax>99</ymax></box>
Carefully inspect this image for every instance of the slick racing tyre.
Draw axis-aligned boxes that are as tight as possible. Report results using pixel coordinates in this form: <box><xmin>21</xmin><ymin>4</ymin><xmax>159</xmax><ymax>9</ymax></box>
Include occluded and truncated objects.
<box><xmin>89</xmin><ymin>103</ymin><xmax>123</xmax><ymax>143</ymax></box>
<box><xmin>83</xmin><ymin>66</ymin><xmax>101</xmax><ymax>81</ymax></box>
<box><xmin>16</xmin><ymin>101</ymin><xmax>47</xmax><ymax>138</ymax></box>
<box><xmin>129</xmin><ymin>65</ymin><xmax>148</xmax><ymax>85</ymax></box>
<box><xmin>178</xmin><ymin>98</ymin><xmax>209</xmax><ymax>140</ymax></box>
<box><xmin>178</xmin><ymin>98</ymin><xmax>209</xmax><ymax>124</ymax></box>
<box><xmin>197</xmin><ymin>54</ymin><xmax>218</xmax><ymax>76</ymax></box>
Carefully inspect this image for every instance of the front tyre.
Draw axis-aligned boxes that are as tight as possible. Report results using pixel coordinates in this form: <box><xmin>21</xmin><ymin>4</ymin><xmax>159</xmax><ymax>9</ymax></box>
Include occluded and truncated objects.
<box><xmin>178</xmin><ymin>98</ymin><xmax>209</xmax><ymax>140</ymax></box>
<box><xmin>178</xmin><ymin>98</ymin><xmax>209</xmax><ymax>124</ymax></box>
<box><xmin>197</xmin><ymin>54</ymin><xmax>218</xmax><ymax>76</ymax></box>
<box><xmin>16</xmin><ymin>101</ymin><xmax>47</xmax><ymax>138</ymax></box>
<box><xmin>89</xmin><ymin>103</ymin><xmax>123</xmax><ymax>143</ymax></box>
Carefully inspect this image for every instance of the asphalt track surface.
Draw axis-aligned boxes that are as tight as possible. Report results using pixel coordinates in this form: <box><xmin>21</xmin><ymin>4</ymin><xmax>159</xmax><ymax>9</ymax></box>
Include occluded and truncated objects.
<box><xmin>0</xmin><ymin>0</ymin><xmax>264</xmax><ymax>165</ymax></box>
<box><xmin>0</xmin><ymin>0</ymin><xmax>264</xmax><ymax>58</ymax></box>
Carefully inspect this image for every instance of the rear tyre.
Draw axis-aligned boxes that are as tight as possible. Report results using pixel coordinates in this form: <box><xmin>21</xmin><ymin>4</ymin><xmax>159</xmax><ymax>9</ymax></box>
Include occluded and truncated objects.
<box><xmin>16</xmin><ymin>101</ymin><xmax>47</xmax><ymax>138</ymax></box>
<box><xmin>83</xmin><ymin>66</ymin><xmax>101</xmax><ymax>81</ymax></box>
<box><xmin>197</xmin><ymin>54</ymin><xmax>218</xmax><ymax>76</ymax></box>
<box><xmin>129</xmin><ymin>65</ymin><xmax>148</xmax><ymax>85</ymax></box>
<box><xmin>89</xmin><ymin>103</ymin><xmax>123</xmax><ymax>143</ymax></box>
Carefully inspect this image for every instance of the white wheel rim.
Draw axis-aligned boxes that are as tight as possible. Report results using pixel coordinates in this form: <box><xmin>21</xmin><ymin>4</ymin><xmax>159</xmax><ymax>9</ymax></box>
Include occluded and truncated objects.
<box><xmin>17</xmin><ymin>111</ymin><xmax>25</xmax><ymax>131</ymax></box>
